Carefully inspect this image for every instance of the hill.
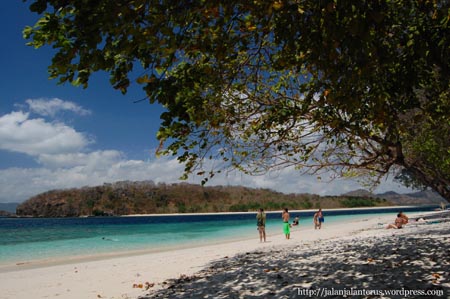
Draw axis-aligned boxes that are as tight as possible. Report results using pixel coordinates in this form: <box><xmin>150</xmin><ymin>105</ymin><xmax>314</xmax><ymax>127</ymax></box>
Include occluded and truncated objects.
<box><xmin>16</xmin><ymin>181</ymin><xmax>392</xmax><ymax>217</ymax></box>
<box><xmin>341</xmin><ymin>189</ymin><xmax>446</xmax><ymax>206</ymax></box>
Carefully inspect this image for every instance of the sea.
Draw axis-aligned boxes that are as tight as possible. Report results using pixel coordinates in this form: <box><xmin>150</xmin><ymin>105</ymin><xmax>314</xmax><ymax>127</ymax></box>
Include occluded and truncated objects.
<box><xmin>0</xmin><ymin>205</ymin><xmax>439</xmax><ymax>267</ymax></box>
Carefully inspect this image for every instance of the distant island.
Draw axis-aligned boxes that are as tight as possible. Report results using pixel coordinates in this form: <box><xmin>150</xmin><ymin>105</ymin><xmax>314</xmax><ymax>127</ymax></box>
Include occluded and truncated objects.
<box><xmin>13</xmin><ymin>180</ymin><xmax>446</xmax><ymax>217</ymax></box>
<box><xmin>0</xmin><ymin>202</ymin><xmax>20</xmax><ymax>215</ymax></box>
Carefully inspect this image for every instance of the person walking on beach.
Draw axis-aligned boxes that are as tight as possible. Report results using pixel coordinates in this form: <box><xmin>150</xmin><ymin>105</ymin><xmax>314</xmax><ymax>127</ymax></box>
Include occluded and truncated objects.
<box><xmin>256</xmin><ymin>208</ymin><xmax>266</xmax><ymax>242</ymax></box>
<box><xmin>314</xmin><ymin>208</ymin><xmax>324</xmax><ymax>229</ymax></box>
<box><xmin>282</xmin><ymin>208</ymin><xmax>290</xmax><ymax>239</ymax></box>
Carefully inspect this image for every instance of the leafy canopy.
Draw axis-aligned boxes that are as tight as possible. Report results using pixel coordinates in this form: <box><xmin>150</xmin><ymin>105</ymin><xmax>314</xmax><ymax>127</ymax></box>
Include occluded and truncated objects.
<box><xmin>23</xmin><ymin>0</ymin><xmax>450</xmax><ymax>199</ymax></box>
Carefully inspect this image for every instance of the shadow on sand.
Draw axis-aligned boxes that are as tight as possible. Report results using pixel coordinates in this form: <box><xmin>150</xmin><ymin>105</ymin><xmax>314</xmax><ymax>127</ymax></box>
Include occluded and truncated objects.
<box><xmin>141</xmin><ymin>224</ymin><xmax>449</xmax><ymax>298</ymax></box>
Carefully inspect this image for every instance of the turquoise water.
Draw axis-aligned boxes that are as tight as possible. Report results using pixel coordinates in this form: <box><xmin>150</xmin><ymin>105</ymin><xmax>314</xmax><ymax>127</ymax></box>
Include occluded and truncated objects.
<box><xmin>0</xmin><ymin>219</ymin><xmax>254</xmax><ymax>264</ymax></box>
<box><xmin>0</xmin><ymin>206</ymin><xmax>436</xmax><ymax>266</ymax></box>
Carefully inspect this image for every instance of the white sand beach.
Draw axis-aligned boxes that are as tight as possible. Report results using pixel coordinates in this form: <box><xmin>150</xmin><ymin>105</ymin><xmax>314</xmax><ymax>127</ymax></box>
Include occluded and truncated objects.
<box><xmin>0</xmin><ymin>211</ymin><xmax>448</xmax><ymax>299</ymax></box>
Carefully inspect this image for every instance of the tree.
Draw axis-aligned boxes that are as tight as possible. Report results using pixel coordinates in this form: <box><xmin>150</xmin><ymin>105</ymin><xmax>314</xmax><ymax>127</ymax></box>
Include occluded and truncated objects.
<box><xmin>23</xmin><ymin>0</ymin><xmax>450</xmax><ymax>200</ymax></box>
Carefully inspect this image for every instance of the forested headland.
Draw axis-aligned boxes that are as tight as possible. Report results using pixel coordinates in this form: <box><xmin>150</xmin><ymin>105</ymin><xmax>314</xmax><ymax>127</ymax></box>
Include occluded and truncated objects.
<box><xmin>16</xmin><ymin>180</ymin><xmax>392</xmax><ymax>217</ymax></box>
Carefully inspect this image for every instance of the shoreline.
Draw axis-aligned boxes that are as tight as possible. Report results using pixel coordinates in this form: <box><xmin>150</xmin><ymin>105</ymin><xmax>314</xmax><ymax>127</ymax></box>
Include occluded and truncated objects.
<box><xmin>4</xmin><ymin>204</ymin><xmax>442</xmax><ymax>219</ymax></box>
<box><xmin>0</xmin><ymin>209</ymin><xmax>434</xmax><ymax>272</ymax></box>
<box><xmin>0</xmin><ymin>232</ymin><xmax>258</xmax><ymax>273</ymax></box>
<box><xmin>121</xmin><ymin>204</ymin><xmax>438</xmax><ymax>217</ymax></box>
<box><xmin>1</xmin><ymin>211</ymin><xmax>439</xmax><ymax>299</ymax></box>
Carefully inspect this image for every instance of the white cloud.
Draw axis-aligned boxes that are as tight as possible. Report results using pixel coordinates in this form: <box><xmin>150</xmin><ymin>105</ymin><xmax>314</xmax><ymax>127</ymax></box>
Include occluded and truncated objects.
<box><xmin>0</xmin><ymin>111</ymin><xmax>90</xmax><ymax>156</ymax></box>
<box><xmin>192</xmin><ymin>166</ymin><xmax>401</xmax><ymax>196</ymax></box>
<box><xmin>37</xmin><ymin>150</ymin><xmax>123</xmax><ymax>169</ymax></box>
<box><xmin>0</xmin><ymin>154</ymin><xmax>415</xmax><ymax>203</ymax></box>
<box><xmin>0</xmin><ymin>156</ymin><xmax>184</xmax><ymax>203</ymax></box>
<box><xmin>0</xmin><ymin>99</ymin><xmax>415</xmax><ymax>203</ymax></box>
<box><xmin>25</xmin><ymin>98</ymin><xmax>91</xmax><ymax>117</ymax></box>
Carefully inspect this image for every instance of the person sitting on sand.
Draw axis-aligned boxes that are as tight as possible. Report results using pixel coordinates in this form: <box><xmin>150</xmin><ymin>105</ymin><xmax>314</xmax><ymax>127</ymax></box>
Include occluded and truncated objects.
<box><xmin>256</xmin><ymin>208</ymin><xmax>266</xmax><ymax>242</ymax></box>
<box><xmin>386</xmin><ymin>213</ymin><xmax>407</xmax><ymax>229</ymax></box>
<box><xmin>399</xmin><ymin>211</ymin><xmax>409</xmax><ymax>224</ymax></box>
<box><xmin>282</xmin><ymin>208</ymin><xmax>290</xmax><ymax>239</ymax></box>
<box><xmin>292</xmin><ymin>216</ymin><xmax>299</xmax><ymax>226</ymax></box>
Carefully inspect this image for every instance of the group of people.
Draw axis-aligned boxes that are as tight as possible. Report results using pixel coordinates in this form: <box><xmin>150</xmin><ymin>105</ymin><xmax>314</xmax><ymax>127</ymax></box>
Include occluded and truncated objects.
<box><xmin>257</xmin><ymin>208</ymin><xmax>410</xmax><ymax>242</ymax></box>
<box><xmin>256</xmin><ymin>207</ymin><xmax>325</xmax><ymax>242</ymax></box>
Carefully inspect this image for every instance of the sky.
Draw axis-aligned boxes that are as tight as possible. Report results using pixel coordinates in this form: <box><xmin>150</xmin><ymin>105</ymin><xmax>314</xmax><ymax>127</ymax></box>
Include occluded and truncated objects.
<box><xmin>0</xmin><ymin>2</ymin><xmax>414</xmax><ymax>204</ymax></box>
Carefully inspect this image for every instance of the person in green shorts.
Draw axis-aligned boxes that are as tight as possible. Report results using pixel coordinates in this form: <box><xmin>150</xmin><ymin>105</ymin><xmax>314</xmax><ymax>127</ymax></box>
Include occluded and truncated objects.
<box><xmin>282</xmin><ymin>208</ymin><xmax>290</xmax><ymax>239</ymax></box>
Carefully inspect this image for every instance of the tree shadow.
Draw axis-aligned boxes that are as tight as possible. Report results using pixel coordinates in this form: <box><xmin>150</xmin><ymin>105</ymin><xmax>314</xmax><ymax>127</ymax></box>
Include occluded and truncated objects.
<box><xmin>141</xmin><ymin>225</ymin><xmax>449</xmax><ymax>298</ymax></box>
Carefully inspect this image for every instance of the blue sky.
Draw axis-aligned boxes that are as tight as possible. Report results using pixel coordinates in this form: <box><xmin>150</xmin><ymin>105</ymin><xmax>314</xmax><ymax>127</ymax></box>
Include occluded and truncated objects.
<box><xmin>0</xmin><ymin>2</ymin><xmax>414</xmax><ymax>203</ymax></box>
